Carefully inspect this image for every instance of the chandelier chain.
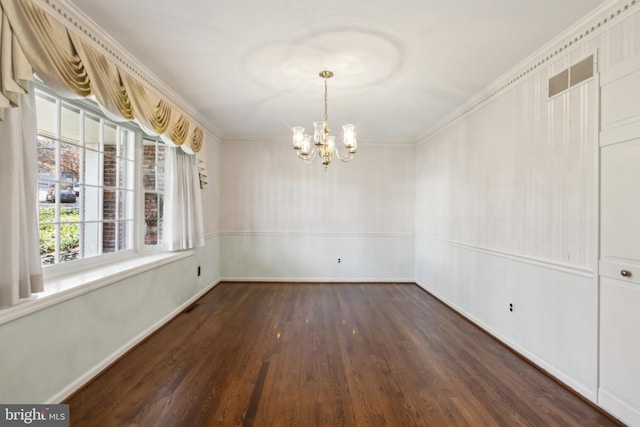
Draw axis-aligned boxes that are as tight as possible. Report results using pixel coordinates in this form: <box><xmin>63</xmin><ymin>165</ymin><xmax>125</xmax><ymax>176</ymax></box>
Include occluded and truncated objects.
<box><xmin>324</xmin><ymin>77</ymin><xmax>329</xmax><ymax>126</ymax></box>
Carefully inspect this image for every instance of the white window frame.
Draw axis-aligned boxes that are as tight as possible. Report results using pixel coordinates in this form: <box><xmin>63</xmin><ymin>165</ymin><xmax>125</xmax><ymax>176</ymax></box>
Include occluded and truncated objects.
<box><xmin>34</xmin><ymin>84</ymin><xmax>167</xmax><ymax>280</ymax></box>
<box><xmin>140</xmin><ymin>137</ymin><xmax>166</xmax><ymax>250</ymax></box>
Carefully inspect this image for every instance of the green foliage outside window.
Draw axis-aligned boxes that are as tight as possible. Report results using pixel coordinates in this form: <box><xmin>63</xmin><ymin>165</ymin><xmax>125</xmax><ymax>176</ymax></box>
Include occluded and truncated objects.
<box><xmin>39</xmin><ymin>206</ymin><xmax>80</xmax><ymax>263</ymax></box>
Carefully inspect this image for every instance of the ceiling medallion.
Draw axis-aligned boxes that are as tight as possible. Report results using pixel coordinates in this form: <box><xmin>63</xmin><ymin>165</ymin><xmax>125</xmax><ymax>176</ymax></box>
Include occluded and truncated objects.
<box><xmin>292</xmin><ymin>71</ymin><xmax>357</xmax><ymax>171</ymax></box>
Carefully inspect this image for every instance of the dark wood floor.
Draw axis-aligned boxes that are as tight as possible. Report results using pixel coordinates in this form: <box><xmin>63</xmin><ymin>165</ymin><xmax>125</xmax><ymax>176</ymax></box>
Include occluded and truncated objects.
<box><xmin>65</xmin><ymin>283</ymin><xmax>620</xmax><ymax>426</ymax></box>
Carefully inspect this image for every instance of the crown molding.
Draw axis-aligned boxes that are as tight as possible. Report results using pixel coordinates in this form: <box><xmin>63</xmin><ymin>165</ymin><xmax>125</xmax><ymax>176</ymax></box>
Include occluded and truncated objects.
<box><xmin>31</xmin><ymin>0</ymin><xmax>222</xmax><ymax>140</ymax></box>
<box><xmin>222</xmin><ymin>134</ymin><xmax>417</xmax><ymax>146</ymax></box>
<box><xmin>416</xmin><ymin>0</ymin><xmax>636</xmax><ymax>144</ymax></box>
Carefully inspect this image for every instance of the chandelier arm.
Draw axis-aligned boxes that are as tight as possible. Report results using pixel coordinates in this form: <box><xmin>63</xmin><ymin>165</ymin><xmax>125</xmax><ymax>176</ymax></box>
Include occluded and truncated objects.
<box><xmin>334</xmin><ymin>147</ymin><xmax>355</xmax><ymax>162</ymax></box>
<box><xmin>297</xmin><ymin>149</ymin><xmax>318</xmax><ymax>164</ymax></box>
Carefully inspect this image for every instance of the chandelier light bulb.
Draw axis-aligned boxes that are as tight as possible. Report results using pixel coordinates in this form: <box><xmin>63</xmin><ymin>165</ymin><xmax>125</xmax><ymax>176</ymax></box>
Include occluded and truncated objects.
<box><xmin>291</xmin><ymin>71</ymin><xmax>357</xmax><ymax>170</ymax></box>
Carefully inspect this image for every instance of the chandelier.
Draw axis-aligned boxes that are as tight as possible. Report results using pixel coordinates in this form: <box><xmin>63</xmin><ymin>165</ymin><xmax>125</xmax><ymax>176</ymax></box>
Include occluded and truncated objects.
<box><xmin>292</xmin><ymin>71</ymin><xmax>357</xmax><ymax>170</ymax></box>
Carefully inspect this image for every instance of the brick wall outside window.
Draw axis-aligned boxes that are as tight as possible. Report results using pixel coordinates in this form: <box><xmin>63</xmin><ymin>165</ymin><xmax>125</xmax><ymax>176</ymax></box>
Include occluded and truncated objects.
<box><xmin>103</xmin><ymin>145</ymin><xmax>117</xmax><ymax>252</ymax></box>
<box><xmin>143</xmin><ymin>142</ymin><xmax>165</xmax><ymax>246</ymax></box>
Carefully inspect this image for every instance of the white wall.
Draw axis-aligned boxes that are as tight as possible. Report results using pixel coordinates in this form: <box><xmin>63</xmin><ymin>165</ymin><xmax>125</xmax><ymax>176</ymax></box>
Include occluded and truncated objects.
<box><xmin>201</xmin><ymin>133</ymin><xmax>222</xmax><ymax>236</ymax></box>
<box><xmin>415</xmin><ymin>0</ymin><xmax>640</xmax><ymax>408</ymax></box>
<box><xmin>0</xmin><ymin>240</ymin><xmax>220</xmax><ymax>403</ymax></box>
<box><xmin>220</xmin><ymin>139</ymin><xmax>416</xmax><ymax>281</ymax></box>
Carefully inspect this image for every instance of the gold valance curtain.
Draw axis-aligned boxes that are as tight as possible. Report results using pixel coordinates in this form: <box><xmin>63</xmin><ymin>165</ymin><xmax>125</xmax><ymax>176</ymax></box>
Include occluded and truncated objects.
<box><xmin>0</xmin><ymin>0</ymin><xmax>204</xmax><ymax>153</ymax></box>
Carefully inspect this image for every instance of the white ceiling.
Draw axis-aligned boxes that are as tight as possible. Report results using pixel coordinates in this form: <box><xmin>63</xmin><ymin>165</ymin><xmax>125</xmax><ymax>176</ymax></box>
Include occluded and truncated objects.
<box><xmin>68</xmin><ymin>0</ymin><xmax>607</xmax><ymax>143</ymax></box>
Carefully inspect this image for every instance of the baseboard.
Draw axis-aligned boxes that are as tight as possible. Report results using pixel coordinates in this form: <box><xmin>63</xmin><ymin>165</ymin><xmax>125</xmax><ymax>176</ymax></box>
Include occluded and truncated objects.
<box><xmin>219</xmin><ymin>277</ymin><xmax>415</xmax><ymax>283</ymax></box>
<box><xmin>47</xmin><ymin>280</ymin><xmax>220</xmax><ymax>404</ymax></box>
<box><xmin>598</xmin><ymin>388</ymin><xmax>640</xmax><ymax>427</ymax></box>
<box><xmin>414</xmin><ymin>279</ymin><xmax>597</xmax><ymax>403</ymax></box>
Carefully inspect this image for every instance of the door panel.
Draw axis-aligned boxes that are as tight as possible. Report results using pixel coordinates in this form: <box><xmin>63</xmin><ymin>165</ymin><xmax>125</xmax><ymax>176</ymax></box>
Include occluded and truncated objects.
<box><xmin>600</xmin><ymin>138</ymin><xmax>640</xmax><ymax>269</ymax></box>
<box><xmin>598</xmin><ymin>54</ymin><xmax>640</xmax><ymax>426</ymax></box>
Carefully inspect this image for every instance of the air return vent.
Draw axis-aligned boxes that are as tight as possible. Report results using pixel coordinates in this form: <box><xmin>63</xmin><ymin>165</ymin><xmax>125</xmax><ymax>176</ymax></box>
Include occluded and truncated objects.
<box><xmin>549</xmin><ymin>69</ymin><xmax>569</xmax><ymax>97</ymax></box>
<box><xmin>548</xmin><ymin>54</ymin><xmax>594</xmax><ymax>98</ymax></box>
<box><xmin>569</xmin><ymin>56</ymin><xmax>594</xmax><ymax>86</ymax></box>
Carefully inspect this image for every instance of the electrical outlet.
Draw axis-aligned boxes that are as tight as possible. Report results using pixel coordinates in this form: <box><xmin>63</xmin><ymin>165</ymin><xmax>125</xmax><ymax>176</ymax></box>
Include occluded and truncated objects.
<box><xmin>509</xmin><ymin>303</ymin><xmax>514</xmax><ymax>313</ymax></box>
<box><xmin>338</xmin><ymin>258</ymin><xmax>341</xmax><ymax>264</ymax></box>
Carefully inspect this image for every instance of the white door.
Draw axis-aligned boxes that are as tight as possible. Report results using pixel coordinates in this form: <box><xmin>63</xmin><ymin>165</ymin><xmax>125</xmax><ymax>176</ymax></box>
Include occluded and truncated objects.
<box><xmin>598</xmin><ymin>55</ymin><xmax>640</xmax><ymax>426</ymax></box>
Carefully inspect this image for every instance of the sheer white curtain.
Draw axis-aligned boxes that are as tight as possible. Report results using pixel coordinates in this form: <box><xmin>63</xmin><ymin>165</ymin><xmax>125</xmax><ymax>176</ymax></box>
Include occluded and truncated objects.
<box><xmin>0</xmin><ymin>86</ymin><xmax>43</xmax><ymax>306</ymax></box>
<box><xmin>163</xmin><ymin>147</ymin><xmax>204</xmax><ymax>251</ymax></box>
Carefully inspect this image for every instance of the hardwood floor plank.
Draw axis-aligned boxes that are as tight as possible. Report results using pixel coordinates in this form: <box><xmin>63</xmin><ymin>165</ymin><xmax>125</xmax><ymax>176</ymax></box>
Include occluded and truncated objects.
<box><xmin>65</xmin><ymin>283</ymin><xmax>621</xmax><ymax>426</ymax></box>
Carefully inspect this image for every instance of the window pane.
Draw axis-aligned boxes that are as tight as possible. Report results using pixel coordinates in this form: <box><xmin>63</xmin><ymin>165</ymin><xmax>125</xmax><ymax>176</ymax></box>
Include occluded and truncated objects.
<box><xmin>143</xmin><ymin>140</ymin><xmax>166</xmax><ymax>191</ymax></box>
<box><xmin>59</xmin><ymin>206</ymin><xmax>80</xmax><ymax>263</ymax></box>
<box><xmin>104</xmin><ymin>123</ymin><xmax>117</xmax><ymax>146</ymax></box>
<box><xmin>40</xmin><ymin>182</ymin><xmax>55</xmax><ymax>205</ymax></box>
<box><xmin>60</xmin><ymin>142</ymin><xmax>80</xmax><ymax>184</ymax></box>
<box><xmin>84</xmin><ymin>148</ymin><xmax>102</xmax><ymax>187</ymax></box>
<box><xmin>103</xmin><ymin>222</ymin><xmax>116</xmax><ymax>253</ymax></box>
<box><xmin>119</xmin><ymin>220</ymin><xmax>133</xmax><ymax>251</ymax></box>
<box><xmin>84</xmin><ymin>114</ymin><xmax>100</xmax><ymax>147</ymax></box>
<box><xmin>103</xmin><ymin>189</ymin><xmax>116</xmax><ymax>220</ymax></box>
<box><xmin>143</xmin><ymin>141</ymin><xmax>156</xmax><ymax>191</ymax></box>
<box><xmin>144</xmin><ymin>193</ymin><xmax>163</xmax><ymax>245</ymax></box>
<box><xmin>143</xmin><ymin>139</ymin><xmax>165</xmax><ymax>247</ymax></box>
<box><xmin>39</xmin><ymin>213</ymin><xmax>56</xmax><ymax>265</ymax></box>
<box><xmin>103</xmin><ymin>151</ymin><xmax>117</xmax><ymax>187</ymax></box>
<box><xmin>61</xmin><ymin>104</ymin><xmax>81</xmax><ymax>144</ymax></box>
<box><xmin>102</xmin><ymin>219</ymin><xmax>131</xmax><ymax>253</ymax></box>
<box><xmin>119</xmin><ymin>129</ymin><xmax>134</xmax><ymax>161</ymax></box>
<box><xmin>83</xmin><ymin>222</ymin><xmax>101</xmax><ymax>259</ymax></box>
<box><xmin>157</xmin><ymin>145</ymin><xmax>166</xmax><ymax>192</ymax></box>
<box><xmin>82</xmin><ymin>185</ymin><xmax>102</xmax><ymax>222</ymax></box>
<box><xmin>120</xmin><ymin>159</ymin><xmax>135</xmax><ymax>190</ymax></box>
<box><xmin>119</xmin><ymin>190</ymin><xmax>134</xmax><ymax>221</ymax></box>
<box><xmin>37</xmin><ymin>137</ymin><xmax>57</xmax><ymax>175</ymax></box>
<box><xmin>35</xmin><ymin>93</ymin><xmax>57</xmax><ymax>138</ymax></box>
<box><xmin>37</xmin><ymin>137</ymin><xmax>57</xmax><ymax>191</ymax></box>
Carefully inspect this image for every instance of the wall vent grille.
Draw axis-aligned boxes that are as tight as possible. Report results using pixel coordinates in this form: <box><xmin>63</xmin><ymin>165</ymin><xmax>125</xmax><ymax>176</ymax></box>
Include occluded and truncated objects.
<box><xmin>548</xmin><ymin>55</ymin><xmax>594</xmax><ymax>98</ymax></box>
<box><xmin>549</xmin><ymin>69</ymin><xmax>570</xmax><ymax>97</ymax></box>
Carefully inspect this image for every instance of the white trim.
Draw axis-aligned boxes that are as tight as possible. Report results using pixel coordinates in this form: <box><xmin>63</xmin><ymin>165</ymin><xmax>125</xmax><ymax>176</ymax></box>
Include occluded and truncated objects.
<box><xmin>598</xmin><ymin>387</ymin><xmax>640</xmax><ymax>426</ymax></box>
<box><xmin>418</xmin><ymin>234</ymin><xmax>594</xmax><ymax>278</ymax></box>
<box><xmin>46</xmin><ymin>279</ymin><xmax>220</xmax><ymax>404</ymax></box>
<box><xmin>0</xmin><ymin>251</ymin><xmax>194</xmax><ymax>326</ymax></box>
<box><xmin>220</xmin><ymin>277</ymin><xmax>414</xmax><ymax>283</ymax></box>
<box><xmin>593</xmin><ymin>67</ymin><xmax>603</xmax><ymax>407</ymax></box>
<box><xmin>222</xmin><ymin>137</ymin><xmax>417</xmax><ymax>147</ymax></box>
<box><xmin>221</xmin><ymin>231</ymin><xmax>415</xmax><ymax>238</ymax></box>
<box><xmin>204</xmin><ymin>231</ymin><xmax>222</xmax><ymax>239</ymax></box>
<box><xmin>414</xmin><ymin>279</ymin><xmax>598</xmax><ymax>403</ymax></box>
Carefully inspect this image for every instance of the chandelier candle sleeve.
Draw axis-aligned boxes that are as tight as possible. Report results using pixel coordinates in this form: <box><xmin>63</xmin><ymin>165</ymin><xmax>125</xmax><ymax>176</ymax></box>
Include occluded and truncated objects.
<box><xmin>302</xmin><ymin>134</ymin><xmax>312</xmax><ymax>155</ymax></box>
<box><xmin>313</xmin><ymin>122</ymin><xmax>323</xmax><ymax>144</ymax></box>
<box><xmin>343</xmin><ymin>124</ymin><xmax>357</xmax><ymax>150</ymax></box>
<box><xmin>292</xmin><ymin>126</ymin><xmax>304</xmax><ymax>150</ymax></box>
<box><xmin>291</xmin><ymin>70</ymin><xmax>357</xmax><ymax>170</ymax></box>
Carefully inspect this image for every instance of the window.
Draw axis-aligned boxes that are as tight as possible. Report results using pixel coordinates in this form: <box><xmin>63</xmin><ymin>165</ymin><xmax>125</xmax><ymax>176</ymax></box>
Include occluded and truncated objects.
<box><xmin>143</xmin><ymin>138</ymin><xmax>165</xmax><ymax>245</ymax></box>
<box><xmin>35</xmin><ymin>87</ymin><xmax>165</xmax><ymax>266</ymax></box>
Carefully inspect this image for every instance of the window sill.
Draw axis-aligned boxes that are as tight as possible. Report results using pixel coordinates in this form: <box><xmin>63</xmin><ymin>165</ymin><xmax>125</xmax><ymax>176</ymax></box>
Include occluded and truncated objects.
<box><xmin>0</xmin><ymin>251</ymin><xmax>194</xmax><ymax>327</ymax></box>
